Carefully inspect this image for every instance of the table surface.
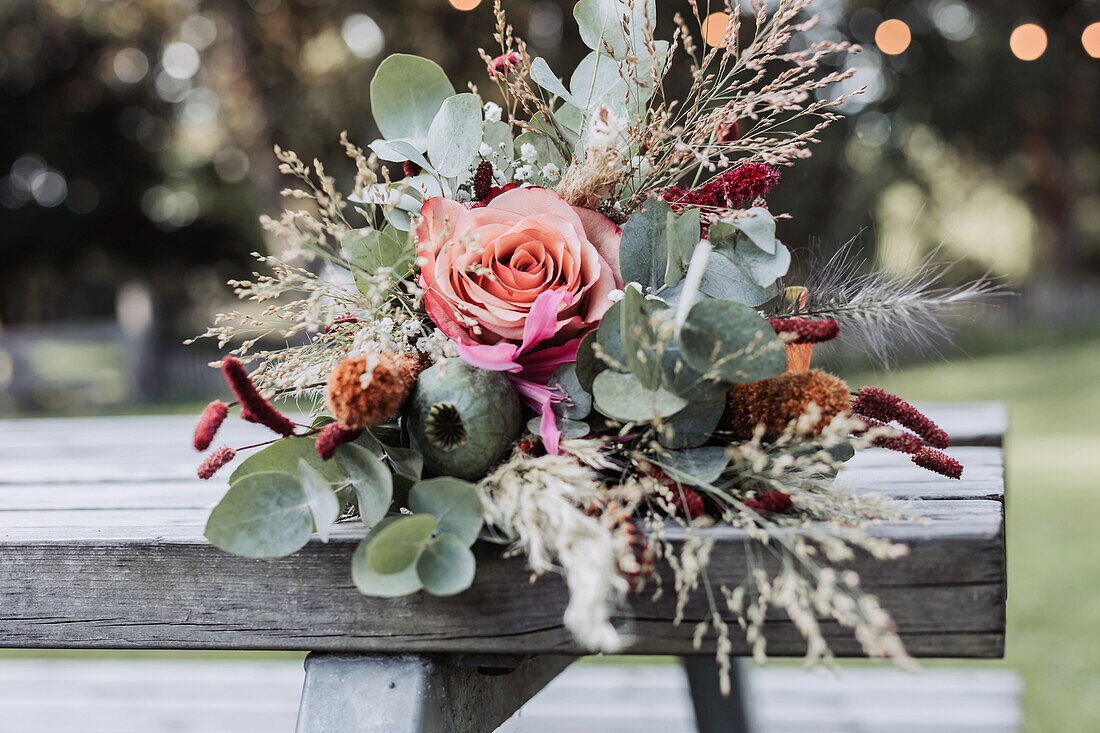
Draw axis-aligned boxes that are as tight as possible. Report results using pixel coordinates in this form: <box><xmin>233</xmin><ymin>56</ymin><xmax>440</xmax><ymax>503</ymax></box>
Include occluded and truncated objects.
<box><xmin>0</xmin><ymin>404</ymin><xmax>1006</xmax><ymax>657</ymax></box>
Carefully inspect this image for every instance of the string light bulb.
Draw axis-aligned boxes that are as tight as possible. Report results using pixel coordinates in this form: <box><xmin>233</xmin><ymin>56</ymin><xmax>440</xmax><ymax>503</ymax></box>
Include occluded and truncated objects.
<box><xmin>1083</xmin><ymin>22</ymin><xmax>1100</xmax><ymax>58</ymax></box>
<box><xmin>1009</xmin><ymin>23</ymin><xmax>1047</xmax><ymax>61</ymax></box>
<box><xmin>448</xmin><ymin>0</ymin><xmax>481</xmax><ymax>10</ymax></box>
<box><xmin>875</xmin><ymin>19</ymin><xmax>912</xmax><ymax>55</ymax></box>
<box><xmin>701</xmin><ymin>12</ymin><xmax>732</xmax><ymax>48</ymax></box>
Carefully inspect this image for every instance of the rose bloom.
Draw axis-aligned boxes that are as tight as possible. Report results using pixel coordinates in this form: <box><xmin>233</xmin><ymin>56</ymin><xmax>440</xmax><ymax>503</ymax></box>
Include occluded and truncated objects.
<box><xmin>416</xmin><ymin>187</ymin><xmax>622</xmax><ymax>450</ymax></box>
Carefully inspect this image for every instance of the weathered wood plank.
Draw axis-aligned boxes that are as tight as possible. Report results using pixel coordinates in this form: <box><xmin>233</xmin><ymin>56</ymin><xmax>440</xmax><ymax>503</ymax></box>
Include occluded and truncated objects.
<box><xmin>0</xmin><ymin>407</ymin><xmax>1006</xmax><ymax>658</ymax></box>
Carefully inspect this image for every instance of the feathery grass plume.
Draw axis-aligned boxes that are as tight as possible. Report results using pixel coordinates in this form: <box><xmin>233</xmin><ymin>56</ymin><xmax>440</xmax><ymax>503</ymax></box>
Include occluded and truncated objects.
<box><xmin>774</xmin><ymin>239</ymin><xmax>1006</xmax><ymax>366</ymax></box>
<box><xmin>193</xmin><ymin>400</ymin><xmax>229</xmax><ymax>451</ymax></box>
<box><xmin>478</xmin><ymin>448</ymin><xmax>629</xmax><ymax>652</ymax></box>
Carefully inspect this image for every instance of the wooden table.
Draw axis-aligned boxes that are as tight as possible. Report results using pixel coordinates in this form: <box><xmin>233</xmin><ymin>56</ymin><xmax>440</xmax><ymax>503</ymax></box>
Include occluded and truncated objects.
<box><xmin>0</xmin><ymin>404</ymin><xmax>1006</xmax><ymax>732</ymax></box>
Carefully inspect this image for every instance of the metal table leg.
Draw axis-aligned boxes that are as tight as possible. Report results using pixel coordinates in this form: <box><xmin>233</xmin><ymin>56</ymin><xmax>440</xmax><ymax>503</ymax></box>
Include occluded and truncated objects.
<box><xmin>682</xmin><ymin>657</ymin><xmax>754</xmax><ymax>733</ymax></box>
<box><xmin>295</xmin><ymin>652</ymin><xmax>573</xmax><ymax>733</ymax></box>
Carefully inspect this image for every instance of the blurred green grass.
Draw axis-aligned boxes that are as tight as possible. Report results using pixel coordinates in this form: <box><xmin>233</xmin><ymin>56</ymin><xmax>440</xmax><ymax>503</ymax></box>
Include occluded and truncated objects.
<box><xmin>3</xmin><ymin>335</ymin><xmax>1098</xmax><ymax>731</ymax></box>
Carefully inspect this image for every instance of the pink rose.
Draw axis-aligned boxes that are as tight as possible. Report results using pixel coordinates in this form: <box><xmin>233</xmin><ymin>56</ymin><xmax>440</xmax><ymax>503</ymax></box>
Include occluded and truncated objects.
<box><xmin>416</xmin><ymin>187</ymin><xmax>622</xmax><ymax>451</ymax></box>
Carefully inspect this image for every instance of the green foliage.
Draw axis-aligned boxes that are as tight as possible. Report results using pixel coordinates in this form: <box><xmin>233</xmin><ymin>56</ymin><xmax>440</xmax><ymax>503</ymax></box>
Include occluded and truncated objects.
<box><xmin>351</xmin><ymin>518</ymin><xmax>424</xmax><ymax>597</ymax></box>
<box><xmin>366</xmin><ymin>513</ymin><xmax>437</xmax><ymax>574</ymax></box>
<box><xmin>530</xmin><ymin>57</ymin><xmax>576</xmax><ymax>106</ymax></box>
<box><xmin>343</xmin><ymin>226</ymin><xmax>413</xmax><ymax>292</ymax></box>
<box><xmin>549</xmin><ymin>363</ymin><xmax>591</xmax><ymax>420</ymax></box>
<box><xmin>228</xmin><ymin>436</ymin><xmax>344</xmax><ymax>489</ymax></box>
<box><xmin>427</xmin><ymin>93</ymin><xmax>483</xmax><ymax>177</ymax></box>
<box><xmin>512</xmin><ymin>131</ymin><xmax>567</xmax><ymax>185</ymax></box>
<box><xmin>702</xmin><ymin>209</ymin><xmax>790</xmax><ymax>306</ymax></box>
<box><xmin>416</xmin><ymin>533</ymin><xmax>476</xmax><ymax>596</ymax></box>
<box><xmin>482</xmin><ymin>120</ymin><xmax>514</xmax><ymax>177</ymax></box>
<box><xmin>659</xmin><ymin>446</ymin><xmax>731</xmax><ymax>486</ymax></box>
<box><xmin>297</xmin><ymin>459</ymin><xmax>340</xmax><ymax>542</ymax></box>
<box><xmin>677</xmin><ymin>298</ymin><xmax>788</xmax><ymax>384</ymax></box>
<box><xmin>408</xmin><ymin>477</ymin><xmax>483</xmax><ymax>546</ymax></box>
<box><xmin>620</xmin><ymin>285</ymin><xmax>663</xmax><ymax>389</ymax></box>
<box><xmin>574</xmin><ymin>330</ymin><xmax>605</xmax><ymax>392</ymax></box>
<box><xmin>370</xmin><ymin>54</ymin><xmax>454</xmax><ymax>142</ymax></box>
<box><xmin>204</xmin><ymin>472</ymin><xmax>315</xmax><ymax>558</ymax></box>
<box><xmin>592</xmin><ymin>369</ymin><xmax>687</xmax><ymax>423</ymax></box>
<box><xmin>335</xmin><ymin>443</ymin><xmax>394</xmax><ymax>527</ymax></box>
<box><xmin>618</xmin><ymin>199</ymin><xmax>701</xmax><ymax>292</ymax></box>
<box><xmin>659</xmin><ymin>340</ymin><xmax>728</xmax><ymax>402</ymax></box>
<box><xmin>527</xmin><ymin>415</ymin><xmax>591</xmax><ymax>440</ymax></box>
<box><xmin>574</xmin><ymin>0</ymin><xmax>656</xmax><ymax>61</ymax></box>
<box><xmin>658</xmin><ymin>400</ymin><xmax>726</xmax><ymax>449</ymax></box>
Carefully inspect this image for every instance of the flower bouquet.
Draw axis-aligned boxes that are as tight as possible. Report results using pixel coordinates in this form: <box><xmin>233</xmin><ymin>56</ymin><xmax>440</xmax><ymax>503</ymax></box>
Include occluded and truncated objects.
<box><xmin>189</xmin><ymin>0</ymin><xmax>992</xmax><ymax>687</ymax></box>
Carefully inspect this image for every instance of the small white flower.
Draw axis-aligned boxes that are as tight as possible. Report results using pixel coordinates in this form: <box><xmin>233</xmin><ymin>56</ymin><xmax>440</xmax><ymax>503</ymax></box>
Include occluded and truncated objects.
<box><xmin>520</xmin><ymin>143</ymin><xmax>538</xmax><ymax>163</ymax></box>
<box><xmin>541</xmin><ymin>163</ymin><xmax>560</xmax><ymax>180</ymax></box>
<box><xmin>402</xmin><ymin>319</ymin><xmax>422</xmax><ymax>336</ymax></box>
<box><xmin>377</xmin><ymin>317</ymin><xmax>395</xmax><ymax>333</ymax></box>
<box><xmin>607</xmin><ymin>289</ymin><xmax>625</xmax><ymax>302</ymax></box>
<box><xmin>483</xmin><ymin>101</ymin><xmax>502</xmax><ymax>122</ymax></box>
<box><xmin>514</xmin><ymin>164</ymin><xmax>534</xmax><ymax>181</ymax></box>
<box><xmin>478</xmin><ymin>142</ymin><xmax>493</xmax><ymax>157</ymax></box>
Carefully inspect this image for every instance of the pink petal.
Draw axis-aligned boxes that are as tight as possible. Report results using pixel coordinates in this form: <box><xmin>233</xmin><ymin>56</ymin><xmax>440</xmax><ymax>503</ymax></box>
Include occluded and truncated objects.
<box><xmin>572</xmin><ymin>206</ymin><xmax>624</xmax><ymax>288</ymax></box>
<box><xmin>455</xmin><ymin>341</ymin><xmax>521</xmax><ymax>373</ymax></box>
<box><xmin>515</xmin><ymin>339</ymin><xmax>582</xmax><ymax>384</ymax></box>
<box><xmin>510</xmin><ymin>377</ymin><xmax>562</xmax><ymax>455</ymax></box>
<box><xmin>519</xmin><ymin>289</ymin><xmax>574</xmax><ymax>357</ymax></box>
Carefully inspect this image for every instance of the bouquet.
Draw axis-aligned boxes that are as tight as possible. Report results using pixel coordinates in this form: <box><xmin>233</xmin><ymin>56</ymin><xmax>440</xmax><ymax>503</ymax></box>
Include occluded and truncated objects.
<box><xmin>189</xmin><ymin>0</ymin><xmax>993</xmax><ymax>689</ymax></box>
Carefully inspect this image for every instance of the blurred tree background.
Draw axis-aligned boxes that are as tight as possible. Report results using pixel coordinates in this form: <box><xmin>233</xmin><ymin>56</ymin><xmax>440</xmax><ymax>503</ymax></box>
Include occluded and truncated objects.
<box><xmin>1</xmin><ymin>0</ymin><xmax>1098</xmax><ymax>411</ymax></box>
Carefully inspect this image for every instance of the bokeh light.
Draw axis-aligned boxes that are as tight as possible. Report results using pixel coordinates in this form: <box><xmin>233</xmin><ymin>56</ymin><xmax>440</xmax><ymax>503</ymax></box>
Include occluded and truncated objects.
<box><xmin>701</xmin><ymin>12</ymin><xmax>731</xmax><ymax>48</ymax></box>
<box><xmin>1009</xmin><ymin>23</ymin><xmax>1047</xmax><ymax>61</ymax></box>
<box><xmin>342</xmin><ymin>14</ymin><xmax>385</xmax><ymax>59</ymax></box>
<box><xmin>1083</xmin><ymin>22</ymin><xmax>1100</xmax><ymax>59</ymax></box>
<box><xmin>448</xmin><ymin>0</ymin><xmax>481</xmax><ymax>10</ymax></box>
<box><xmin>875</xmin><ymin>19</ymin><xmax>911</xmax><ymax>55</ymax></box>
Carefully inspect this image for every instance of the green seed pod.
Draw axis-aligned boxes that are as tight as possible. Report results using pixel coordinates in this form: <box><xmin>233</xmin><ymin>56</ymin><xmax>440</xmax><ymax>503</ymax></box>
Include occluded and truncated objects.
<box><xmin>405</xmin><ymin>359</ymin><xmax>523</xmax><ymax>480</ymax></box>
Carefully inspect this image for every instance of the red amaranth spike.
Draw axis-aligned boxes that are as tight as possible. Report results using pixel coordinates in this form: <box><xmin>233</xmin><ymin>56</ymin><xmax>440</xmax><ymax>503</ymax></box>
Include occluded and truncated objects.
<box><xmin>674</xmin><ymin>487</ymin><xmax>706</xmax><ymax>520</ymax></box>
<box><xmin>220</xmin><ymin>357</ymin><xmax>296</xmax><ymax>437</ymax></box>
<box><xmin>472</xmin><ymin>160</ymin><xmax>494</xmax><ymax>202</ymax></box>
<box><xmin>911</xmin><ymin>447</ymin><xmax>963</xmax><ymax>479</ymax></box>
<box><xmin>193</xmin><ymin>400</ymin><xmax>228</xmax><ymax>451</ymax></box>
<box><xmin>852</xmin><ymin>386</ymin><xmax>951</xmax><ymax>449</ymax></box>
<box><xmin>857</xmin><ymin>417</ymin><xmax>924</xmax><ymax>454</ymax></box>
<box><xmin>315</xmin><ymin>422</ymin><xmax>363</xmax><ymax>461</ymax></box>
<box><xmin>767</xmin><ymin>317</ymin><xmax>839</xmax><ymax>344</ymax></box>
<box><xmin>664</xmin><ymin>163</ymin><xmax>780</xmax><ymax>210</ymax></box>
<box><xmin>198</xmin><ymin>446</ymin><xmax>236</xmax><ymax>480</ymax></box>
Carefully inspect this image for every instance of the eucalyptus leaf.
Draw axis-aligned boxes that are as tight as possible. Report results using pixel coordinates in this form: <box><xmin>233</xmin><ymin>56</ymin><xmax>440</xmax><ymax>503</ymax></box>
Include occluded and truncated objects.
<box><xmin>527</xmin><ymin>415</ymin><xmax>591</xmax><ymax>440</ymax></box>
<box><xmin>530</xmin><ymin>57</ymin><xmax>576</xmax><ymax>106</ymax></box>
<box><xmin>708</xmin><ymin>219</ymin><xmax>790</xmax><ymax>289</ymax></box>
<box><xmin>661</xmin><ymin>446</ymin><xmax>732</xmax><ymax>485</ymax></box>
<box><xmin>205</xmin><ymin>472</ymin><xmax>314</xmax><ymax>558</ymax></box>
<box><xmin>426</xmin><ymin>93</ymin><xmax>483</xmax><ymax>177</ymax></box>
<box><xmin>660</xmin><ymin>340</ymin><xmax>729</xmax><ymax>402</ymax></box>
<box><xmin>688</xmin><ymin>250</ymin><xmax>780</xmax><ymax>307</ymax></box>
<box><xmin>665</xmin><ymin>207</ymin><xmax>701</xmax><ymax>288</ymax></box>
<box><xmin>368</xmin><ymin>138</ymin><xmax>433</xmax><ymax>170</ymax></box>
<box><xmin>618</xmin><ymin>198</ymin><xmax>672</xmax><ymax>293</ymax></box>
<box><xmin>335</xmin><ymin>443</ymin><xmax>394</xmax><ymax>527</ymax></box>
<box><xmin>575</xmin><ymin>329</ymin><xmax>606</xmax><ymax>392</ymax></box>
<box><xmin>569</xmin><ymin>51</ymin><xmax>628</xmax><ymax>114</ymax></box>
<box><xmin>352</xmin><ymin>518</ymin><xmax>424</xmax><ymax>597</ymax></box>
<box><xmin>482</xmin><ymin>120</ymin><xmax>514</xmax><ymax>177</ymax></box>
<box><xmin>344</xmin><ymin>226</ymin><xmax>413</xmax><ymax>292</ymax></box>
<box><xmin>620</xmin><ymin>285</ymin><xmax>662</xmax><ymax>389</ymax></box>
<box><xmin>229</xmin><ymin>436</ymin><xmax>345</xmax><ymax>489</ymax></box>
<box><xmin>297</xmin><ymin>459</ymin><xmax>340</xmax><ymax>542</ymax></box>
<box><xmin>595</xmin><ymin>300</ymin><xmax>626</xmax><ymax>365</ymax></box>
<box><xmin>658</xmin><ymin>399</ymin><xmax>725</xmax><ymax>449</ymax></box>
<box><xmin>370</xmin><ymin>54</ymin><xmax>455</xmax><ymax>140</ymax></box>
<box><xmin>732</xmin><ymin>207</ymin><xmax>778</xmax><ymax>254</ymax></box>
<box><xmin>574</xmin><ymin>0</ymin><xmax>657</xmax><ymax>60</ymax></box>
<box><xmin>549</xmin><ymin>363</ymin><xmax>591</xmax><ymax>420</ymax></box>
<box><xmin>678</xmin><ymin>298</ymin><xmax>788</xmax><ymax>384</ymax></box>
<box><xmin>408</xmin><ymin>477</ymin><xmax>483</xmax><ymax>546</ymax></box>
<box><xmin>386</xmin><ymin>446</ymin><xmax>424</xmax><ymax>481</ymax></box>
<box><xmin>513</xmin><ymin>131</ymin><xmax>567</xmax><ymax>185</ymax></box>
<box><xmin>366</xmin><ymin>513</ymin><xmax>437</xmax><ymax>575</ymax></box>
<box><xmin>416</xmin><ymin>533</ymin><xmax>476</xmax><ymax>596</ymax></box>
<box><xmin>592</xmin><ymin>370</ymin><xmax>688</xmax><ymax>423</ymax></box>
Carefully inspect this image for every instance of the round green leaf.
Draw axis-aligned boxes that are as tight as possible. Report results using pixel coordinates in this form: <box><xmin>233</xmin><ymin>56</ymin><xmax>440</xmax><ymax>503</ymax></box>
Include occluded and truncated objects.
<box><xmin>335</xmin><ymin>443</ymin><xmax>394</xmax><ymax>527</ymax></box>
<box><xmin>574</xmin><ymin>330</ymin><xmax>606</xmax><ymax>392</ymax></box>
<box><xmin>527</xmin><ymin>415</ymin><xmax>591</xmax><ymax>440</ymax></box>
<box><xmin>408</xmin><ymin>477</ymin><xmax>483</xmax><ymax>546</ymax></box>
<box><xmin>229</xmin><ymin>436</ymin><xmax>345</xmax><ymax>489</ymax></box>
<box><xmin>549</xmin><ymin>363</ymin><xmax>591</xmax><ymax>420</ymax></box>
<box><xmin>661</xmin><ymin>446</ymin><xmax>732</xmax><ymax>486</ymax></box>
<box><xmin>592</xmin><ymin>370</ymin><xmax>688</xmax><ymax>423</ymax></box>
<box><xmin>678</xmin><ymin>299</ymin><xmax>788</xmax><ymax>384</ymax></box>
<box><xmin>297</xmin><ymin>459</ymin><xmax>340</xmax><ymax>542</ymax></box>
<box><xmin>427</xmin><ymin>93</ymin><xmax>483</xmax><ymax>177</ymax></box>
<box><xmin>352</xmin><ymin>518</ymin><xmax>424</xmax><ymax>597</ymax></box>
<box><xmin>370</xmin><ymin>54</ymin><xmax>455</xmax><ymax>140</ymax></box>
<box><xmin>658</xmin><ymin>400</ymin><xmax>725</xmax><ymax>450</ymax></box>
<box><xmin>595</xmin><ymin>300</ymin><xmax>626</xmax><ymax>365</ymax></box>
<box><xmin>366</xmin><ymin>513</ymin><xmax>437</xmax><ymax>575</ymax></box>
<box><xmin>416</xmin><ymin>533</ymin><xmax>476</xmax><ymax>597</ymax></box>
<box><xmin>205</xmin><ymin>472</ymin><xmax>314</xmax><ymax>558</ymax></box>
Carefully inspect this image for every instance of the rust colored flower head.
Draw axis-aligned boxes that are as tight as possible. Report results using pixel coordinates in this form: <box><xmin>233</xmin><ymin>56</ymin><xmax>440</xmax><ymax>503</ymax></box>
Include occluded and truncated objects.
<box><xmin>324</xmin><ymin>353</ymin><xmax>420</xmax><ymax>430</ymax></box>
<box><xmin>722</xmin><ymin>369</ymin><xmax>851</xmax><ymax>439</ymax></box>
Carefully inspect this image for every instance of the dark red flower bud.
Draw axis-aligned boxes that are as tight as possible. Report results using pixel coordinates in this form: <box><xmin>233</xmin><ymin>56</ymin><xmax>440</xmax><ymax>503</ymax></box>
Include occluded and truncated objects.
<box><xmin>674</xmin><ymin>487</ymin><xmax>706</xmax><ymax>520</ymax></box>
<box><xmin>767</xmin><ymin>317</ymin><xmax>839</xmax><ymax>344</ymax></box>
<box><xmin>198</xmin><ymin>446</ymin><xmax>236</xmax><ymax>480</ymax></box>
<box><xmin>193</xmin><ymin>400</ymin><xmax>228</xmax><ymax>451</ymax></box>
<box><xmin>315</xmin><ymin>422</ymin><xmax>363</xmax><ymax>461</ymax></box>
<box><xmin>403</xmin><ymin>160</ymin><xmax>421</xmax><ymax>178</ymax></box>
<box><xmin>742</xmin><ymin>498</ymin><xmax>765</xmax><ymax>513</ymax></box>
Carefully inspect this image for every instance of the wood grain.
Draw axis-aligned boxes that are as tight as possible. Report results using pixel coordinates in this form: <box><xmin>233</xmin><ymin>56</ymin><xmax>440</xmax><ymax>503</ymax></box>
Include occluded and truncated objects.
<box><xmin>0</xmin><ymin>406</ymin><xmax>1006</xmax><ymax>658</ymax></box>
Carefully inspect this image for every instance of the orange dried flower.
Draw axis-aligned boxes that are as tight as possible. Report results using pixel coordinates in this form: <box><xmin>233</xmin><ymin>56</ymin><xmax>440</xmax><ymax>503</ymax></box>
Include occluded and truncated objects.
<box><xmin>721</xmin><ymin>368</ymin><xmax>850</xmax><ymax>438</ymax></box>
<box><xmin>324</xmin><ymin>352</ymin><xmax>424</xmax><ymax>430</ymax></box>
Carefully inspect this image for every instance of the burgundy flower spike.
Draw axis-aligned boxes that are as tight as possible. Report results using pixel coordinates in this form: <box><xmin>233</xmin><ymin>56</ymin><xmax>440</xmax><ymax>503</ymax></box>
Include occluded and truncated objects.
<box><xmin>220</xmin><ymin>357</ymin><xmax>296</xmax><ymax>437</ymax></box>
<box><xmin>911</xmin><ymin>447</ymin><xmax>963</xmax><ymax>480</ymax></box>
<box><xmin>193</xmin><ymin>400</ymin><xmax>229</xmax><ymax>451</ymax></box>
<box><xmin>198</xmin><ymin>446</ymin><xmax>236</xmax><ymax>480</ymax></box>
<box><xmin>315</xmin><ymin>422</ymin><xmax>363</xmax><ymax>461</ymax></box>
<box><xmin>767</xmin><ymin>317</ymin><xmax>839</xmax><ymax>344</ymax></box>
<box><xmin>851</xmin><ymin>386</ymin><xmax>951</xmax><ymax>449</ymax></box>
